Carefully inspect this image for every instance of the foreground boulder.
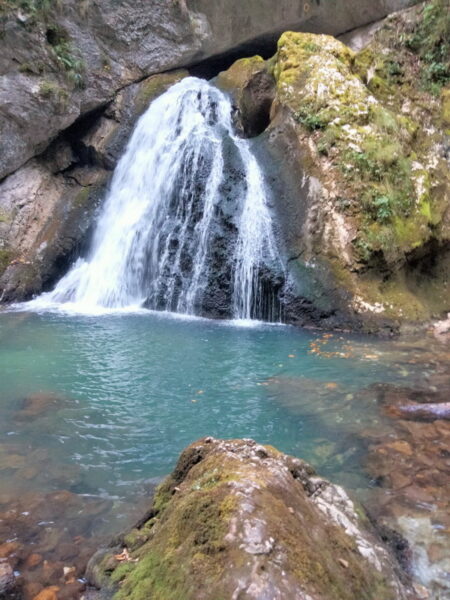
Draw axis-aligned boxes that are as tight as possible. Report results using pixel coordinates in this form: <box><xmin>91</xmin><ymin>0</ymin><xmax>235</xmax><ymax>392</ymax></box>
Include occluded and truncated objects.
<box><xmin>89</xmin><ymin>437</ymin><xmax>415</xmax><ymax>600</ymax></box>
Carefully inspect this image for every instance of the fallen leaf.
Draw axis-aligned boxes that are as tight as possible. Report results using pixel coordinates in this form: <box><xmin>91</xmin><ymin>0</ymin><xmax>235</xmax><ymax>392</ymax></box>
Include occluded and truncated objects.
<box><xmin>114</xmin><ymin>548</ymin><xmax>138</xmax><ymax>563</ymax></box>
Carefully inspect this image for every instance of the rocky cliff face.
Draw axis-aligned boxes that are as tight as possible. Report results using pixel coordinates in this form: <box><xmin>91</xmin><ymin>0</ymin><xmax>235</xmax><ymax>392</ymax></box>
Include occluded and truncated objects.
<box><xmin>0</xmin><ymin>69</ymin><xmax>187</xmax><ymax>301</ymax></box>
<box><xmin>87</xmin><ymin>437</ymin><xmax>416</xmax><ymax>600</ymax></box>
<box><xmin>0</xmin><ymin>0</ymin><xmax>421</xmax><ymax>182</ymax></box>
<box><xmin>219</xmin><ymin>0</ymin><xmax>450</xmax><ymax>332</ymax></box>
<box><xmin>0</xmin><ymin>0</ymin><xmax>422</xmax><ymax>306</ymax></box>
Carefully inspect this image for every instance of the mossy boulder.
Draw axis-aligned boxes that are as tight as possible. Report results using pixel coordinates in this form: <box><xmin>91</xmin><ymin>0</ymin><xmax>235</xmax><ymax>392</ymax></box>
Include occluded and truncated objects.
<box><xmin>243</xmin><ymin>5</ymin><xmax>450</xmax><ymax>331</ymax></box>
<box><xmin>216</xmin><ymin>57</ymin><xmax>275</xmax><ymax>137</ymax></box>
<box><xmin>90</xmin><ymin>438</ymin><xmax>415</xmax><ymax>600</ymax></box>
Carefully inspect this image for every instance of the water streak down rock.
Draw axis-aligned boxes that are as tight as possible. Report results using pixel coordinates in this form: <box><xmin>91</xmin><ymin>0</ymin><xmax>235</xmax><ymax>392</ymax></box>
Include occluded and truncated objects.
<box><xmin>88</xmin><ymin>438</ymin><xmax>416</xmax><ymax>600</ymax></box>
<box><xmin>29</xmin><ymin>78</ymin><xmax>284</xmax><ymax>320</ymax></box>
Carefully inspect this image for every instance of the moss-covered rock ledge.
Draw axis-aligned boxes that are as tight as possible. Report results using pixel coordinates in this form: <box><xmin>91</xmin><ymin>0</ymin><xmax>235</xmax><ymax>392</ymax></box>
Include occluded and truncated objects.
<box><xmin>87</xmin><ymin>438</ymin><xmax>415</xmax><ymax>600</ymax></box>
<box><xmin>219</xmin><ymin>1</ymin><xmax>449</xmax><ymax>332</ymax></box>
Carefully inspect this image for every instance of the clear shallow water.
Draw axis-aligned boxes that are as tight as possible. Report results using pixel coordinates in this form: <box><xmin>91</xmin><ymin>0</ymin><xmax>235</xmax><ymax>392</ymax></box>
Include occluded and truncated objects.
<box><xmin>1</xmin><ymin>310</ymin><xmax>405</xmax><ymax>488</ymax></box>
<box><xmin>0</xmin><ymin>309</ymin><xmax>447</xmax><ymax>595</ymax></box>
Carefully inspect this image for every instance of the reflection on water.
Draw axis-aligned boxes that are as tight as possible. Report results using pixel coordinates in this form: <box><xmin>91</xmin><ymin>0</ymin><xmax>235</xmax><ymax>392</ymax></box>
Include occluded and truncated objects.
<box><xmin>0</xmin><ymin>310</ymin><xmax>448</xmax><ymax>598</ymax></box>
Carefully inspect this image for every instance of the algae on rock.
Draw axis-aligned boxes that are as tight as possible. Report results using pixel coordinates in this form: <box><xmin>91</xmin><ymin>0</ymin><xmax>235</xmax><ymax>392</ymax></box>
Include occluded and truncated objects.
<box><xmin>89</xmin><ymin>438</ymin><xmax>415</xmax><ymax>600</ymax></box>
<box><xmin>246</xmin><ymin>3</ymin><xmax>450</xmax><ymax>330</ymax></box>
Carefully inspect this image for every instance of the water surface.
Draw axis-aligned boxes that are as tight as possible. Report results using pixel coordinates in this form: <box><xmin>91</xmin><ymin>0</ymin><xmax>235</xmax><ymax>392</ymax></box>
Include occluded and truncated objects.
<box><xmin>0</xmin><ymin>309</ymin><xmax>447</xmax><ymax>595</ymax></box>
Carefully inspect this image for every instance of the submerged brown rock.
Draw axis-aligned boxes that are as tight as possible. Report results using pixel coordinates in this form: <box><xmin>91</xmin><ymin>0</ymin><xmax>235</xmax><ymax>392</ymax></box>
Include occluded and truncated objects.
<box><xmin>89</xmin><ymin>437</ymin><xmax>415</xmax><ymax>600</ymax></box>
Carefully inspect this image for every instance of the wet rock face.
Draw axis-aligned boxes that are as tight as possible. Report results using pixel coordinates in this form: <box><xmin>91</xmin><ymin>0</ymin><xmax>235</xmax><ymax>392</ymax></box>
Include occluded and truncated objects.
<box><xmin>0</xmin><ymin>71</ymin><xmax>187</xmax><ymax>302</ymax></box>
<box><xmin>0</xmin><ymin>1</ymin><xmax>421</xmax><ymax>182</ymax></box>
<box><xmin>90</xmin><ymin>437</ymin><xmax>415</xmax><ymax>600</ymax></box>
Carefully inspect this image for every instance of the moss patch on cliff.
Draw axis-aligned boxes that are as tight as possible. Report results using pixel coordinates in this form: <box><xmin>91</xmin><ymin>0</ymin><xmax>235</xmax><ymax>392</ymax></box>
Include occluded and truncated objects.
<box><xmin>134</xmin><ymin>71</ymin><xmax>189</xmax><ymax>117</ymax></box>
<box><xmin>268</xmin><ymin>18</ymin><xmax>449</xmax><ymax>323</ymax></box>
<box><xmin>0</xmin><ymin>249</ymin><xmax>13</xmax><ymax>274</ymax></box>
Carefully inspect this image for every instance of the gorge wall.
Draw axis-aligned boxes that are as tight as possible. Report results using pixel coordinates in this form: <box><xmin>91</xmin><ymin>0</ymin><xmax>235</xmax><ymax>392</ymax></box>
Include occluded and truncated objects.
<box><xmin>2</xmin><ymin>0</ymin><xmax>448</xmax><ymax>333</ymax></box>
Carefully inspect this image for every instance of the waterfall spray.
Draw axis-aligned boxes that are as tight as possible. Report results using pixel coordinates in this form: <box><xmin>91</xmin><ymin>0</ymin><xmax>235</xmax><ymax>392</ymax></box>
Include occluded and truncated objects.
<box><xmin>29</xmin><ymin>77</ymin><xmax>284</xmax><ymax>321</ymax></box>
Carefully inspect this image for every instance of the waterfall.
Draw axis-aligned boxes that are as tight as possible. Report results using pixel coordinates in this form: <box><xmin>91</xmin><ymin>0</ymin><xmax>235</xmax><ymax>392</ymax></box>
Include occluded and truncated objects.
<box><xmin>30</xmin><ymin>77</ymin><xmax>284</xmax><ymax>321</ymax></box>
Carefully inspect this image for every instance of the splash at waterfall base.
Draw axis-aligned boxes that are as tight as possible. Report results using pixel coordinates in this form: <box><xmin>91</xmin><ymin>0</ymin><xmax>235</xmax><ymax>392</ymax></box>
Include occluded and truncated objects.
<box><xmin>25</xmin><ymin>78</ymin><xmax>285</xmax><ymax>323</ymax></box>
<box><xmin>87</xmin><ymin>438</ymin><xmax>416</xmax><ymax>600</ymax></box>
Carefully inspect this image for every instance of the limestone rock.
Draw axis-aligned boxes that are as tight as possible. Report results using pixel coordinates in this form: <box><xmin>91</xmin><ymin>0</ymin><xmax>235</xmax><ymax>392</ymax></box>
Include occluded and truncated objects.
<box><xmin>0</xmin><ymin>1</ymin><xmax>421</xmax><ymax>181</ymax></box>
<box><xmin>90</xmin><ymin>437</ymin><xmax>415</xmax><ymax>600</ymax></box>
<box><xmin>238</xmin><ymin>1</ymin><xmax>450</xmax><ymax>331</ymax></box>
<box><xmin>0</xmin><ymin>70</ymin><xmax>187</xmax><ymax>301</ymax></box>
<box><xmin>216</xmin><ymin>56</ymin><xmax>275</xmax><ymax>137</ymax></box>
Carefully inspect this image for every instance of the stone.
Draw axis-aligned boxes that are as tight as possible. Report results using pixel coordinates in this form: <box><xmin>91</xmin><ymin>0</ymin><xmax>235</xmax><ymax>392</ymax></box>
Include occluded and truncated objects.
<box><xmin>216</xmin><ymin>57</ymin><xmax>275</xmax><ymax>137</ymax></box>
<box><xmin>15</xmin><ymin>392</ymin><xmax>63</xmax><ymax>420</ymax></box>
<box><xmin>22</xmin><ymin>582</ymin><xmax>44</xmax><ymax>600</ymax></box>
<box><xmin>361</xmin><ymin>370</ymin><xmax>450</xmax><ymax>599</ymax></box>
<box><xmin>31</xmin><ymin>586</ymin><xmax>60</xmax><ymax>600</ymax></box>
<box><xmin>0</xmin><ymin>560</ymin><xmax>16</xmax><ymax>598</ymax></box>
<box><xmin>89</xmin><ymin>437</ymin><xmax>415</xmax><ymax>600</ymax></box>
<box><xmin>0</xmin><ymin>1</ymin><xmax>421</xmax><ymax>181</ymax></box>
<box><xmin>24</xmin><ymin>554</ymin><xmax>43</xmax><ymax>570</ymax></box>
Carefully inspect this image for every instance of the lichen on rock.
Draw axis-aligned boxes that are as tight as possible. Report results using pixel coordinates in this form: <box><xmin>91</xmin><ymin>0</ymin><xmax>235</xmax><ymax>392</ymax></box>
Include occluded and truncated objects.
<box><xmin>90</xmin><ymin>438</ymin><xmax>416</xmax><ymax>600</ymax></box>
<box><xmin>246</xmin><ymin>3</ymin><xmax>450</xmax><ymax>330</ymax></box>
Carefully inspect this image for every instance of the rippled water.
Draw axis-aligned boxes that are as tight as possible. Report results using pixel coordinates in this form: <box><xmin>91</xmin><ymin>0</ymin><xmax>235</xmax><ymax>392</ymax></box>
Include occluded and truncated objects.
<box><xmin>0</xmin><ymin>309</ymin><xmax>448</xmax><ymax>597</ymax></box>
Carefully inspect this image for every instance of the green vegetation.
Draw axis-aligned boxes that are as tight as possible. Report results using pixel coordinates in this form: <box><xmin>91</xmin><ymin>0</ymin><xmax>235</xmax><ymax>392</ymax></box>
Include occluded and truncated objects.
<box><xmin>45</xmin><ymin>24</ymin><xmax>84</xmax><ymax>87</ymax></box>
<box><xmin>0</xmin><ymin>0</ymin><xmax>57</xmax><ymax>17</ymax></box>
<box><xmin>294</xmin><ymin>106</ymin><xmax>328</xmax><ymax>131</ymax></box>
<box><xmin>404</xmin><ymin>0</ymin><xmax>450</xmax><ymax>94</ymax></box>
<box><xmin>1</xmin><ymin>0</ymin><xmax>84</xmax><ymax>87</ymax></box>
<box><xmin>0</xmin><ymin>249</ymin><xmax>13</xmax><ymax>273</ymax></box>
<box><xmin>38</xmin><ymin>79</ymin><xmax>68</xmax><ymax>103</ymax></box>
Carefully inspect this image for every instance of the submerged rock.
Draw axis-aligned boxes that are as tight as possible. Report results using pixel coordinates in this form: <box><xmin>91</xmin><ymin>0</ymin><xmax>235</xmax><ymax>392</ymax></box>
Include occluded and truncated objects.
<box><xmin>357</xmin><ymin>375</ymin><xmax>450</xmax><ymax>597</ymax></box>
<box><xmin>89</xmin><ymin>437</ymin><xmax>415</xmax><ymax>600</ymax></box>
<box><xmin>0</xmin><ymin>560</ymin><xmax>16</xmax><ymax>599</ymax></box>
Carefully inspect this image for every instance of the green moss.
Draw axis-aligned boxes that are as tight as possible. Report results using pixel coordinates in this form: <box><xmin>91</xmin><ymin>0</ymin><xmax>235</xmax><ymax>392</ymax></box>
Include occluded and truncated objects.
<box><xmin>442</xmin><ymin>87</ymin><xmax>450</xmax><ymax>132</ymax></box>
<box><xmin>73</xmin><ymin>186</ymin><xmax>92</xmax><ymax>209</ymax></box>
<box><xmin>272</xmin><ymin>28</ymin><xmax>449</xmax><ymax>275</ymax></box>
<box><xmin>38</xmin><ymin>80</ymin><xmax>69</xmax><ymax>107</ymax></box>
<box><xmin>404</xmin><ymin>0</ymin><xmax>450</xmax><ymax>94</ymax></box>
<box><xmin>135</xmin><ymin>71</ymin><xmax>188</xmax><ymax>116</ymax></box>
<box><xmin>0</xmin><ymin>249</ymin><xmax>13</xmax><ymax>273</ymax></box>
<box><xmin>216</xmin><ymin>55</ymin><xmax>265</xmax><ymax>92</ymax></box>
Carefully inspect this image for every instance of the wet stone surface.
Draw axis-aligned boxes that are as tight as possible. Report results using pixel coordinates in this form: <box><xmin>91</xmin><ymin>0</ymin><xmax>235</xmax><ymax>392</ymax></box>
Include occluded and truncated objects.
<box><xmin>358</xmin><ymin>373</ymin><xmax>450</xmax><ymax>598</ymax></box>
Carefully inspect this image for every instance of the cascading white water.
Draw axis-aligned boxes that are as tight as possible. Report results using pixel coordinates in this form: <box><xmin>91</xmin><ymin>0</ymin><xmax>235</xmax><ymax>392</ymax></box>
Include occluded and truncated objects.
<box><xmin>30</xmin><ymin>77</ymin><xmax>284</xmax><ymax>320</ymax></box>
